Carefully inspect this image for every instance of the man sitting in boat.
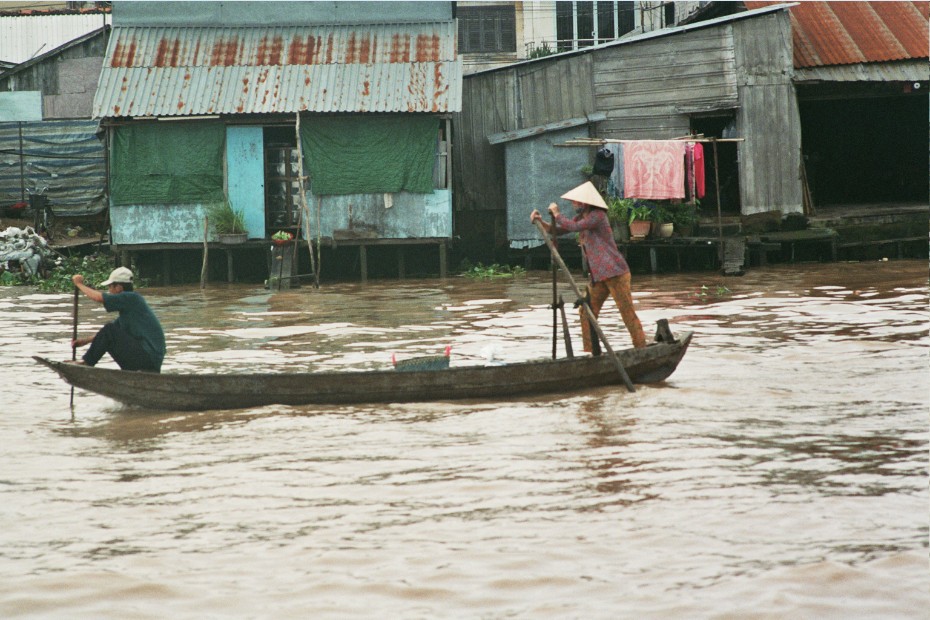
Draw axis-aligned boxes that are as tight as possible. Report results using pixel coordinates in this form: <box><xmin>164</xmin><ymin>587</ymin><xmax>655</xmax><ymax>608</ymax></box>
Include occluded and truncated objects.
<box><xmin>531</xmin><ymin>181</ymin><xmax>647</xmax><ymax>352</ymax></box>
<box><xmin>70</xmin><ymin>267</ymin><xmax>166</xmax><ymax>373</ymax></box>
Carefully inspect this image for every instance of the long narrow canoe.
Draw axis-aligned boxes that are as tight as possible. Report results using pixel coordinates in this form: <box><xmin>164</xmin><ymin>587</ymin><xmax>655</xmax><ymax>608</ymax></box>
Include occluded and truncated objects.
<box><xmin>34</xmin><ymin>328</ymin><xmax>692</xmax><ymax>411</ymax></box>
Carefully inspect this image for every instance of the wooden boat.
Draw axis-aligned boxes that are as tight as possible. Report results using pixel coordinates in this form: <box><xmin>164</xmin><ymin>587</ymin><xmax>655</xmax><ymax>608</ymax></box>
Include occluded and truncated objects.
<box><xmin>34</xmin><ymin>324</ymin><xmax>691</xmax><ymax>411</ymax></box>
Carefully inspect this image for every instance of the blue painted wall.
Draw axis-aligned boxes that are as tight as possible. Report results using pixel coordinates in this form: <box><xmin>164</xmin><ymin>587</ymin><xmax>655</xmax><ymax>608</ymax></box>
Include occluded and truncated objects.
<box><xmin>226</xmin><ymin>126</ymin><xmax>265</xmax><ymax>239</ymax></box>
<box><xmin>306</xmin><ymin>190</ymin><xmax>452</xmax><ymax>239</ymax></box>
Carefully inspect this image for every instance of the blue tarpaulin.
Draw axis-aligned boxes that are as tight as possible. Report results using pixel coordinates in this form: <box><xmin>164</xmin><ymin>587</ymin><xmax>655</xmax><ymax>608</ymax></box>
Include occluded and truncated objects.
<box><xmin>0</xmin><ymin>119</ymin><xmax>106</xmax><ymax>217</ymax></box>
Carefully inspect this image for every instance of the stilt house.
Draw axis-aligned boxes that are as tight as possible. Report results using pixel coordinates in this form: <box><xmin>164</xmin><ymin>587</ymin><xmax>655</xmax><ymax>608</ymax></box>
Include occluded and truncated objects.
<box><xmin>93</xmin><ymin>1</ymin><xmax>460</xmax><ymax>282</ymax></box>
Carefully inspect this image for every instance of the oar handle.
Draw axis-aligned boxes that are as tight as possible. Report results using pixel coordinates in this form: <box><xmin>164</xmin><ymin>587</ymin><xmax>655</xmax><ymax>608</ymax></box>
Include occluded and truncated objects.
<box><xmin>532</xmin><ymin>218</ymin><xmax>635</xmax><ymax>392</ymax></box>
<box><xmin>550</xmin><ymin>211</ymin><xmax>558</xmax><ymax>359</ymax></box>
<box><xmin>71</xmin><ymin>286</ymin><xmax>79</xmax><ymax>361</ymax></box>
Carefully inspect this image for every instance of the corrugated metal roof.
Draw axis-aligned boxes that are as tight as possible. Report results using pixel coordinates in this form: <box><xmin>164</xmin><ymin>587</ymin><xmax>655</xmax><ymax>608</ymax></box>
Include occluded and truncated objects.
<box><xmin>795</xmin><ymin>59</ymin><xmax>929</xmax><ymax>83</ymax></box>
<box><xmin>744</xmin><ymin>1</ymin><xmax>929</xmax><ymax>68</ymax></box>
<box><xmin>94</xmin><ymin>23</ymin><xmax>461</xmax><ymax>117</ymax></box>
<box><xmin>0</xmin><ymin>13</ymin><xmax>111</xmax><ymax>64</ymax></box>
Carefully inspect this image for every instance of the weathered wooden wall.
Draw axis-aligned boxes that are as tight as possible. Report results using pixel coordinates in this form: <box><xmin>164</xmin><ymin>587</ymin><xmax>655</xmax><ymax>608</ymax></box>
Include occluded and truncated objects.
<box><xmin>452</xmin><ymin>7</ymin><xmax>805</xmax><ymax>253</ymax></box>
<box><xmin>592</xmin><ymin>27</ymin><xmax>737</xmax><ymax>137</ymax></box>
<box><xmin>452</xmin><ymin>53</ymin><xmax>594</xmax><ymax>254</ymax></box>
<box><xmin>732</xmin><ymin>12</ymin><xmax>803</xmax><ymax>215</ymax></box>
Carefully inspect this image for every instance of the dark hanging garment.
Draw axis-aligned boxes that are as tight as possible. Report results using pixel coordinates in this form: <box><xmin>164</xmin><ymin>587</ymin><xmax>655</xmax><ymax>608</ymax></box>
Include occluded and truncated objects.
<box><xmin>593</xmin><ymin>147</ymin><xmax>615</xmax><ymax>177</ymax></box>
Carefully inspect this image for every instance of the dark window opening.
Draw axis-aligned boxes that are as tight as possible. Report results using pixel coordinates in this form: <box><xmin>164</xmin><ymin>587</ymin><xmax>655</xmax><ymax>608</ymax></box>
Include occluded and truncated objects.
<box><xmin>557</xmin><ymin>1</ymin><xmax>636</xmax><ymax>51</ymax></box>
<box><xmin>263</xmin><ymin>126</ymin><xmax>301</xmax><ymax>233</ymax></box>
<box><xmin>596</xmin><ymin>1</ymin><xmax>615</xmax><ymax>42</ymax></box>
<box><xmin>556</xmin><ymin>1</ymin><xmax>574</xmax><ymax>52</ymax></box>
<box><xmin>458</xmin><ymin>5</ymin><xmax>516</xmax><ymax>53</ymax></box>
<box><xmin>664</xmin><ymin>1</ymin><xmax>675</xmax><ymax>27</ymax></box>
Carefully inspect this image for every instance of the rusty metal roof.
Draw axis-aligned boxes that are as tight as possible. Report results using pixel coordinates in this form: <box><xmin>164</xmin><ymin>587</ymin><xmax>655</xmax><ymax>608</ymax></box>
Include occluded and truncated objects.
<box><xmin>744</xmin><ymin>1</ymin><xmax>929</xmax><ymax>68</ymax></box>
<box><xmin>93</xmin><ymin>22</ymin><xmax>461</xmax><ymax>117</ymax></box>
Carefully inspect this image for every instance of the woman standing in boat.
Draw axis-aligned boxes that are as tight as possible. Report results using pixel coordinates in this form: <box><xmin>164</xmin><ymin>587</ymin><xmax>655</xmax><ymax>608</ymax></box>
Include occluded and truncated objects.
<box><xmin>531</xmin><ymin>181</ymin><xmax>647</xmax><ymax>352</ymax></box>
<box><xmin>70</xmin><ymin>267</ymin><xmax>166</xmax><ymax>372</ymax></box>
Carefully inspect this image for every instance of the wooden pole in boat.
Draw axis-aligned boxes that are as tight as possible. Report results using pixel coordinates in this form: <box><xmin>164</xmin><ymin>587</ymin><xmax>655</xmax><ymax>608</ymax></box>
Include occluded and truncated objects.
<box><xmin>70</xmin><ymin>286</ymin><xmax>78</xmax><ymax>407</ymax></box>
<box><xmin>550</xmin><ymin>212</ymin><xmax>558</xmax><ymax>359</ymax></box>
<box><xmin>712</xmin><ymin>137</ymin><xmax>723</xmax><ymax>268</ymax></box>
<box><xmin>200</xmin><ymin>216</ymin><xmax>208</xmax><ymax>289</ymax></box>
<box><xmin>532</xmin><ymin>219</ymin><xmax>635</xmax><ymax>392</ymax></box>
<box><xmin>558</xmin><ymin>293</ymin><xmax>574</xmax><ymax>358</ymax></box>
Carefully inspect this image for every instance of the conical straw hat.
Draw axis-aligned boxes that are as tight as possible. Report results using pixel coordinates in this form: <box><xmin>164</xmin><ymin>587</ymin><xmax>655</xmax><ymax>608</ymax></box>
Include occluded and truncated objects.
<box><xmin>560</xmin><ymin>181</ymin><xmax>608</xmax><ymax>210</ymax></box>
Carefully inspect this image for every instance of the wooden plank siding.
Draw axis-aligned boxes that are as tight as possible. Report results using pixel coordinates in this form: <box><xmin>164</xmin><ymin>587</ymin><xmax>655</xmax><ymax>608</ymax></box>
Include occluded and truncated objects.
<box><xmin>592</xmin><ymin>28</ymin><xmax>738</xmax><ymax>138</ymax></box>
<box><xmin>453</xmin><ymin>54</ymin><xmax>595</xmax><ymax>215</ymax></box>
<box><xmin>452</xmin><ymin>7</ymin><xmax>805</xmax><ymax>252</ymax></box>
<box><xmin>733</xmin><ymin>13</ymin><xmax>804</xmax><ymax>215</ymax></box>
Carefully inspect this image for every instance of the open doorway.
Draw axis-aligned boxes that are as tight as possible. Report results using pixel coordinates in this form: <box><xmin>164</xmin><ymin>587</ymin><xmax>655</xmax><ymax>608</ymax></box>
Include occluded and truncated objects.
<box><xmin>263</xmin><ymin>126</ymin><xmax>302</xmax><ymax>235</ymax></box>
<box><xmin>799</xmin><ymin>92</ymin><xmax>928</xmax><ymax>206</ymax></box>
<box><xmin>690</xmin><ymin>114</ymin><xmax>741</xmax><ymax>214</ymax></box>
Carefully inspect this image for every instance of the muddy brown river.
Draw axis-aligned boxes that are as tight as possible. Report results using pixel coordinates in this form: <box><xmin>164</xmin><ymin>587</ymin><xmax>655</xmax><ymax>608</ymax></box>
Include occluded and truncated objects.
<box><xmin>1</xmin><ymin>260</ymin><xmax>926</xmax><ymax>618</ymax></box>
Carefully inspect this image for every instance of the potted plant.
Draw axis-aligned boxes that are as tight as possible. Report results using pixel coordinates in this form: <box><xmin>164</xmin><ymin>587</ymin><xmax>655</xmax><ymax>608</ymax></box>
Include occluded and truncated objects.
<box><xmin>652</xmin><ymin>202</ymin><xmax>675</xmax><ymax>238</ymax></box>
<box><xmin>207</xmin><ymin>199</ymin><xmax>247</xmax><ymax>244</ymax></box>
<box><xmin>627</xmin><ymin>201</ymin><xmax>654</xmax><ymax>241</ymax></box>
<box><xmin>672</xmin><ymin>202</ymin><xmax>700</xmax><ymax>237</ymax></box>
<box><xmin>607</xmin><ymin>197</ymin><xmax>634</xmax><ymax>243</ymax></box>
<box><xmin>271</xmin><ymin>230</ymin><xmax>294</xmax><ymax>246</ymax></box>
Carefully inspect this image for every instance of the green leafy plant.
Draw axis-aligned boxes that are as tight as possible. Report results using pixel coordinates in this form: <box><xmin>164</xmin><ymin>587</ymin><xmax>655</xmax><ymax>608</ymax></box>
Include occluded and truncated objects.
<box><xmin>695</xmin><ymin>284</ymin><xmax>732</xmax><ymax>300</ymax></box>
<box><xmin>207</xmin><ymin>199</ymin><xmax>246</xmax><ymax>235</ymax></box>
<box><xmin>460</xmin><ymin>261</ymin><xmax>526</xmax><ymax>279</ymax></box>
<box><xmin>607</xmin><ymin>197</ymin><xmax>635</xmax><ymax>227</ymax></box>
<box><xmin>628</xmin><ymin>201</ymin><xmax>656</xmax><ymax>223</ymax></box>
<box><xmin>34</xmin><ymin>253</ymin><xmax>117</xmax><ymax>293</ymax></box>
<box><xmin>528</xmin><ymin>42</ymin><xmax>555</xmax><ymax>59</ymax></box>
<box><xmin>670</xmin><ymin>203</ymin><xmax>700</xmax><ymax>227</ymax></box>
<box><xmin>271</xmin><ymin>230</ymin><xmax>293</xmax><ymax>241</ymax></box>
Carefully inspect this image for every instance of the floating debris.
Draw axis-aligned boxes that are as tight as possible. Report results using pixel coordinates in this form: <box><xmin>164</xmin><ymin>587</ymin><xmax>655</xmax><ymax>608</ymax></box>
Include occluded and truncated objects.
<box><xmin>0</xmin><ymin>226</ymin><xmax>60</xmax><ymax>278</ymax></box>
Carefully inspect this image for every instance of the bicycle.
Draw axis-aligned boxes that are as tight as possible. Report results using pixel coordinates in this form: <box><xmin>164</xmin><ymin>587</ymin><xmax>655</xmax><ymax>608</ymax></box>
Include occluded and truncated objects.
<box><xmin>27</xmin><ymin>186</ymin><xmax>54</xmax><ymax>241</ymax></box>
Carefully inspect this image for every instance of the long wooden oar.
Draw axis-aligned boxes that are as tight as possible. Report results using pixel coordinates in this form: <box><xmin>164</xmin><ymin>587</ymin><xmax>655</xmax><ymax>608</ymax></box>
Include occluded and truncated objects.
<box><xmin>532</xmin><ymin>218</ymin><xmax>635</xmax><ymax>392</ymax></box>
<box><xmin>70</xmin><ymin>286</ymin><xmax>78</xmax><ymax>407</ymax></box>
<box><xmin>550</xmin><ymin>212</ymin><xmax>558</xmax><ymax>359</ymax></box>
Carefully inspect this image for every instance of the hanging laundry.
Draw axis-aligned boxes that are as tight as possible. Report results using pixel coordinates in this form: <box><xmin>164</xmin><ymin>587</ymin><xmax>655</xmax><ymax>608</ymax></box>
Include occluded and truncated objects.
<box><xmin>622</xmin><ymin>140</ymin><xmax>687</xmax><ymax>200</ymax></box>
<box><xmin>693</xmin><ymin>142</ymin><xmax>705</xmax><ymax>199</ymax></box>
<box><xmin>604</xmin><ymin>142</ymin><xmax>624</xmax><ymax>198</ymax></box>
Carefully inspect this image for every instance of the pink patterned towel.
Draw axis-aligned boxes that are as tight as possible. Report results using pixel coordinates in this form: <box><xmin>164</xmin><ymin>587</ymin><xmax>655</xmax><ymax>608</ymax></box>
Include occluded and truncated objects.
<box><xmin>623</xmin><ymin>141</ymin><xmax>687</xmax><ymax>200</ymax></box>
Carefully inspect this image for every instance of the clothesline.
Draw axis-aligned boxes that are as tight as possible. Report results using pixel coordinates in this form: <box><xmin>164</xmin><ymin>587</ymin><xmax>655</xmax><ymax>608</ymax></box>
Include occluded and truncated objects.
<box><xmin>561</xmin><ymin>136</ymin><xmax>737</xmax><ymax>254</ymax></box>
<box><xmin>558</xmin><ymin>137</ymin><xmax>744</xmax><ymax>147</ymax></box>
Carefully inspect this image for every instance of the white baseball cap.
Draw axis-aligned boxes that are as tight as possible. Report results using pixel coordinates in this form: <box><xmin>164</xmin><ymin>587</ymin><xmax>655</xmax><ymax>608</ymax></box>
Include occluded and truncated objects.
<box><xmin>100</xmin><ymin>267</ymin><xmax>134</xmax><ymax>286</ymax></box>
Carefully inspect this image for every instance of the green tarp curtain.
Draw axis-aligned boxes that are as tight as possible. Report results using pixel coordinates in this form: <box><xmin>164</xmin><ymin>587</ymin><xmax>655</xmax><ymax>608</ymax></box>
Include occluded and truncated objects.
<box><xmin>111</xmin><ymin>123</ymin><xmax>225</xmax><ymax>205</ymax></box>
<box><xmin>300</xmin><ymin>115</ymin><xmax>437</xmax><ymax>195</ymax></box>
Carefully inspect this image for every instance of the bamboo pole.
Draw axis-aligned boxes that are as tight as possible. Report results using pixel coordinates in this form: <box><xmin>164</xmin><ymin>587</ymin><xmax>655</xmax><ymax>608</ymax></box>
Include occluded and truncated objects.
<box><xmin>712</xmin><ymin>138</ymin><xmax>724</xmax><ymax>267</ymax></box>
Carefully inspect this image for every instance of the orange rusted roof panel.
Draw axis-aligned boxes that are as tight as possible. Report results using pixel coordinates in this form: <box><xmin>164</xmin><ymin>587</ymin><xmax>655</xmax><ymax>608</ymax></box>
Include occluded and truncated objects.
<box><xmin>744</xmin><ymin>1</ymin><xmax>929</xmax><ymax>68</ymax></box>
<box><xmin>94</xmin><ymin>22</ymin><xmax>461</xmax><ymax>117</ymax></box>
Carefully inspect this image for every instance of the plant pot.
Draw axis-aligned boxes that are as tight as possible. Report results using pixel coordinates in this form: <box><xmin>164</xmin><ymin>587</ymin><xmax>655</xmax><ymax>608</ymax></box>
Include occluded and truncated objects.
<box><xmin>271</xmin><ymin>238</ymin><xmax>293</xmax><ymax>247</ymax></box>
<box><xmin>218</xmin><ymin>233</ymin><xmax>247</xmax><ymax>245</ymax></box>
<box><xmin>629</xmin><ymin>220</ymin><xmax>651</xmax><ymax>241</ymax></box>
<box><xmin>612</xmin><ymin>221</ymin><xmax>630</xmax><ymax>243</ymax></box>
<box><xmin>657</xmin><ymin>222</ymin><xmax>674</xmax><ymax>238</ymax></box>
